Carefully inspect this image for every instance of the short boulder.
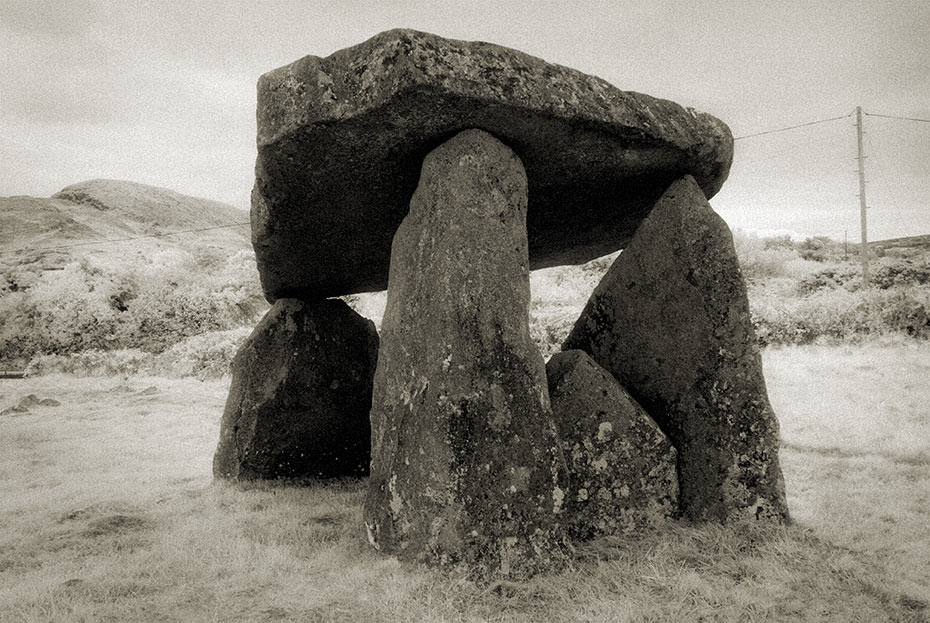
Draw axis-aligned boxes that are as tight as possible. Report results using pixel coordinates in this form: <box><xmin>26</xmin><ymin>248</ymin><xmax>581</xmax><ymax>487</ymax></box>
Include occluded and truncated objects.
<box><xmin>213</xmin><ymin>298</ymin><xmax>379</xmax><ymax>481</ymax></box>
<box><xmin>564</xmin><ymin>176</ymin><xmax>788</xmax><ymax>522</ymax></box>
<box><xmin>547</xmin><ymin>350</ymin><xmax>678</xmax><ymax>539</ymax></box>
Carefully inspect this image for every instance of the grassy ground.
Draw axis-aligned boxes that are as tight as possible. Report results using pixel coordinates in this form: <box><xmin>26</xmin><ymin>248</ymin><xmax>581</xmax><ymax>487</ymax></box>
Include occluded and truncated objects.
<box><xmin>1</xmin><ymin>344</ymin><xmax>928</xmax><ymax>622</ymax></box>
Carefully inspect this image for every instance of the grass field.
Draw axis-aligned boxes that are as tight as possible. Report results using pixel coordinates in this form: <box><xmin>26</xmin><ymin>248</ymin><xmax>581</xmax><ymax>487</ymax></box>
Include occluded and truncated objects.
<box><xmin>1</xmin><ymin>343</ymin><xmax>928</xmax><ymax>622</ymax></box>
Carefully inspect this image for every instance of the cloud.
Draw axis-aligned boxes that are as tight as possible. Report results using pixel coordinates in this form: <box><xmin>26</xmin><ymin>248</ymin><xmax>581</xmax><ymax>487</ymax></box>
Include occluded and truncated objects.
<box><xmin>0</xmin><ymin>0</ymin><xmax>103</xmax><ymax>38</ymax></box>
<box><xmin>1</xmin><ymin>0</ymin><xmax>928</xmax><ymax>235</ymax></box>
<box><xmin>1</xmin><ymin>1</ymin><xmax>126</xmax><ymax>125</ymax></box>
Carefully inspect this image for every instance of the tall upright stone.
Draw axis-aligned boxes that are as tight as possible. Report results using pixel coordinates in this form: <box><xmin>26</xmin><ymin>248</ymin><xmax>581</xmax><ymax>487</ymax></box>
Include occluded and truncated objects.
<box><xmin>365</xmin><ymin>129</ymin><xmax>569</xmax><ymax>578</ymax></box>
<box><xmin>564</xmin><ymin>176</ymin><xmax>788</xmax><ymax>523</ymax></box>
<box><xmin>214</xmin><ymin>298</ymin><xmax>379</xmax><ymax>481</ymax></box>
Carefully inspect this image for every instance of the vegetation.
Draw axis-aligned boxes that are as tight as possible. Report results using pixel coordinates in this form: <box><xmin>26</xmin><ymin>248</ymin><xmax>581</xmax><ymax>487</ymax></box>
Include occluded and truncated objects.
<box><xmin>5</xmin><ymin>229</ymin><xmax>929</xmax><ymax>374</ymax></box>
<box><xmin>1</xmin><ymin>344</ymin><xmax>927</xmax><ymax>621</ymax></box>
<box><xmin>733</xmin><ymin>231</ymin><xmax>930</xmax><ymax>346</ymax></box>
<box><xmin>0</xmin><ymin>247</ymin><xmax>266</xmax><ymax>371</ymax></box>
<box><xmin>527</xmin><ymin>232</ymin><xmax>930</xmax><ymax>357</ymax></box>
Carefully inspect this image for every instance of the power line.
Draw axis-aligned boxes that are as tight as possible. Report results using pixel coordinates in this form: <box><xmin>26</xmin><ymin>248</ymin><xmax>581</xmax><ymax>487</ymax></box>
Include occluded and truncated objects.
<box><xmin>0</xmin><ymin>221</ymin><xmax>250</xmax><ymax>256</ymax></box>
<box><xmin>734</xmin><ymin>110</ymin><xmax>930</xmax><ymax>142</ymax></box>
<box><xmin>865</xmin><ymin>112</ymin><xmax>930</xmax><ymax>124</ymax></box>
<box><xmin>734</xmin><ymin>112</ymin><xmax>854</xmax><ymax>141</ymax></box>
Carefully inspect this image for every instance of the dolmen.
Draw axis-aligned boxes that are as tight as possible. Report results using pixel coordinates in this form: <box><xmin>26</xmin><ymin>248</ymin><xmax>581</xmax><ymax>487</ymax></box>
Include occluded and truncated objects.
<box><xmin>214</xmin><ymin>29</ymin><xmax>788</xmax><ymax>579</ymax></box>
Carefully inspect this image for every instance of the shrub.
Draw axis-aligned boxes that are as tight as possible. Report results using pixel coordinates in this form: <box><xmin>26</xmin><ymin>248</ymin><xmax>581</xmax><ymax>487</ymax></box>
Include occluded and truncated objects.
<box><xmin>1</xmin><ymin>248</ymin><xmax>267</xmax><ymax>367</ymax></box>
<box><xmin>731</xmin><ymin>230</ymin><xmax>809</xmax><ymax>282</ymax></box>
<box><xmin>25</xmin><ymin>349</ymin><xmax>155</xmax><ymax>377</ymax></box>
<box><xmin>763</xmin><ymin>234</ymin><xmax>795</xmax><ymax>251</ymax></box>
<box><xmin>870</xmin><ymin>257</ymin><xmax>930</xmax><ymax>289</ymax></box>
<box><xmin>797</xmin><ymin>237</ymin><xmax>832</xmax><ymax>262</ymax></box>
<box><xmin>25</xmin><ymin>328</ymin><xmax>254</xmax><ymax>379</ymax></box>
<box><xmin>750</xmin><ymin>284</ymin><xmax>930</xmax><ymax>346</ymax></box>
<box><xmin>794</xmin><ymin>258</ymin><xmax>930</xmax><ymax>295</ymax></box>
<box><xmin>151</xmin><ymin>327</ymin><xmax>252</xmax><ymax>380</ymax></box>
<box><xmin>871</xmin><ymin>287</ymin><xmax>930</xmax><ymax>337</ymax></box>
<box><xmin>796</xmin><ymin>266</ymin><xmax>860</xmax><ymax>295</ymax></box>
<box><xmin>530</xmin><ymin>308</ymin><xmax>578</xmax><ymax>360</ymax></box>
<box><xmin>0</xmin><ymin>259</ymin><xmax>126</xmax><ymax>364</ymax></box>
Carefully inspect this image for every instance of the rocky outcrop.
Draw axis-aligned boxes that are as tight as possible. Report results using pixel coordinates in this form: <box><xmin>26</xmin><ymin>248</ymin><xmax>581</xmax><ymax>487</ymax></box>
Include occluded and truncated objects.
<box><xmin>251</xmin><ymin>28</ymin><xmax>733</xmax><ymax>300</ymax></box>
<box><xmin>364</xmin><ymin>130</ymin><xmax>569</xmax><ymax>578</ymax></box>
<box><xmin>563</xmin><ymin>176</ymin><xmax>788</xmax><ymax>523</ymax></box>
<box><xmin>547</xmin><ymin>350</ymin><xmax>678</xmax><ymax>538</ymax></box>
<box><xmin>213</xmin><ymin>298</ymin><xmax>378</xmax><ymax>481</ymax></box>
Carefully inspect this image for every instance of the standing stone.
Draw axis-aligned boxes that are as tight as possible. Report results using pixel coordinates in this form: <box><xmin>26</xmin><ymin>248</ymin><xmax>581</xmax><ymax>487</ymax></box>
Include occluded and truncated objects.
<box><xmin>365</xmin><ymin>129</ymin><xmax>569</xmax><ymax>579</ymax></box>
<box><xmin>547</xmin><ymin>350</ymin><xmax>678</xmax><ymax>539</ymax></box>
<box><xmin>564</xmin><ymin>176</ymin><xmax>788</xmax><ymax>522</ymax></box>
<box><xmin>214</xmin><ymin>298</ymin><xmax>378</xmax><ymax>481</ymax></box>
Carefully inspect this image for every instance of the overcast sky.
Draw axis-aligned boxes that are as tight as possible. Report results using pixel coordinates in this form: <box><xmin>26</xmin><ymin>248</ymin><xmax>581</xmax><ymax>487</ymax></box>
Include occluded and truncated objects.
<box><xmin>2</xmin><ymin>0</ymin><xmax>928</xmax><ymax>241</ymax></box>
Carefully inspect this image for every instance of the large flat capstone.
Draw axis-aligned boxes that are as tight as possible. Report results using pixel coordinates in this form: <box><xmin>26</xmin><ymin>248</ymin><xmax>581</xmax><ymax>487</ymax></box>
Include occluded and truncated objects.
<box><xmin>252</xmin><ymin>28</ymin><xmax>733</xmax><ymax>300</ymax></box>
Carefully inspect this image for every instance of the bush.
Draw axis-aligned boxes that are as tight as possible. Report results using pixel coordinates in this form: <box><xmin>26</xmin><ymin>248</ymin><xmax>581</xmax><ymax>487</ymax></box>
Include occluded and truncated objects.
<box><xmin>870</xmin><ymin>257</ymin><xmax>930</xmax><ymax>289</ymax></box>
<box><xmin>151</xmin><ymin>327</ymin><xmax>252</xmax><ymax>379</ymax></box>
<box><xmin>797</xmin><ymin>236</ymin><xmax>832</xmax><ymax>262</ymax></box>
<box><xmin>795</xmin><ymin>257</ymin><xmax>930</xmax><ymax>296</ymax></box>
<box><xmin>0</xmin><ymin>248</ymin><xmax>267</xmax><ymax>367</ymax></box>
<box><xmin>25</xmin><ymin>349</ymin><xmax>155</xmax><ymax>377</ymax></box>
<box><xmin>731</xmin><ymin>230</ymin><xmax>809</xmax><ymax>283</ymax></box>
<box><xmin>8</xmin><ymin>228</ymin><xmax>930</xmax><ymax>376</ymax></box>
<box><xmin>530</xmin><ymin>308</ymin><xmax>578</xmax><ymax>360</ymax></box>
<box><xmin>25</xmin><ymin>327</ymin><xmax>253</xmax><ymax>379</ymax></box>
<box><xmin>0</xmin><ymin>259</ymin><xmax>127</xmax><ymax>364</ymax></box>
<box><xmin>796</xmin><ymin>266</ymin><xmax>860</xmax><ymax>295</ymax></box>
<box><xmin>750</xmin><ymin>284</ymin><xmax>930</xmax><ymax>346</ymax></box>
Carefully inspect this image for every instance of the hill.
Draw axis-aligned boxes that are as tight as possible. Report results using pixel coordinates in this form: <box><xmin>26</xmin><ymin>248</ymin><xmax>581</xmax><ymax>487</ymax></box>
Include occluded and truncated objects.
<box><xmin>873</xmin><ymin>233</ymin><xmax>930</xmax><ymax>251</ymax></box>
<box><xmin>0</xmin><ymin>180</ymin><xmax>263</xmax><ymax>369</ymax></box>
<box><xmin>1</xmin><ymin>179</ymin><xmax>250</xmax><ymax>259</ymax></box>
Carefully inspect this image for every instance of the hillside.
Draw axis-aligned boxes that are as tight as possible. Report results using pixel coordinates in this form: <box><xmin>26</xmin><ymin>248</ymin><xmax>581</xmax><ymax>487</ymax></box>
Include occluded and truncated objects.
<box><xmin>1</xmin><ymin>179</ymin><xmax>250</xmax><ymax>258</ymax></box>
<box><xmin>1</xmin><ymin>180</ymin><xmax>263</xmax><ymax>369</ymax></box>
<box><xmin>1</xmin><ymin>179</ymin><xmax>253</xmax><ymax>290</ymax></box>
<box><xmin>873</xmin><ymin>233</ymin><xmax>930</xmax><ymax>251</ymax></box>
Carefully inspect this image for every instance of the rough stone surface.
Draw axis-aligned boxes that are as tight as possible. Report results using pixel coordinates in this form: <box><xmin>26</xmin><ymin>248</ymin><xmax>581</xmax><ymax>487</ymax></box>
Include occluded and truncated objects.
<box><xmin>563</xmin><ymin>176</ymin><xmax>789</xmax><ymax>523</ymax></box>
<box><xmin>213</xmin><ymin>298</ymin><xmax>378</xmax><ymax>481</ymax></box>
<box><xmin>364</xmin><ymin>129</ymin><xmax>569</xmax><ymax>579</ymax></box>
<box><xmin>547</xmin><ymin>350</ymin><xmax>678</xmax><ymax>539</ymax></box>
<box><xmin>252</xmin><ymin>28</ymin><xmax>734</xmax><ymax>300</ymax></box>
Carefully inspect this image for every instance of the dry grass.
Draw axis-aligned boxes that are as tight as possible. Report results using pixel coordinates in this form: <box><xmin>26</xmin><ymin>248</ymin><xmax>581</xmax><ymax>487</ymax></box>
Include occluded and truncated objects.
<box><xmin>1</xmin><ymin>344</ymin><xmax>929</xmax><ymax>622</ymax></box>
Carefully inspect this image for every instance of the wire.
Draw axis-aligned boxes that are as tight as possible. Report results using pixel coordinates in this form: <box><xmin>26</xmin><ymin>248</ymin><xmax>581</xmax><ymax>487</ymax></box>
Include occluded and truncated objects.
<box><xmin>865</xmin><ymin>112</ymin><xmax>930</xmax><ymax>124</ymax></box>
<box><xmin>0</xmin><ymin>221</ymin><xmax>250</xmax><ymax>256</ymax></box>
<box><xmin>734</xmin><ymin>112</ymin><xmax>854</xmax><ymax>141</ymax></box>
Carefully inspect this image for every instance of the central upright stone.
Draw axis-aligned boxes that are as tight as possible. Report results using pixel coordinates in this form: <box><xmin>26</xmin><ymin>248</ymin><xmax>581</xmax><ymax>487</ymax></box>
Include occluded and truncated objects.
<box><xmin>364</xmin><ymin>129</ymin><xmax>569</xmax><ymax>579</ymax></box>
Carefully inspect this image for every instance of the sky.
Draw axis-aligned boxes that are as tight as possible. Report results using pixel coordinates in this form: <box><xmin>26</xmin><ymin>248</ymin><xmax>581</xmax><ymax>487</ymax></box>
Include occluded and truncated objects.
<box><xmin>2</xmin><ymin>0</ymin><xmax>929</xmax><ymax>241</ymax></box>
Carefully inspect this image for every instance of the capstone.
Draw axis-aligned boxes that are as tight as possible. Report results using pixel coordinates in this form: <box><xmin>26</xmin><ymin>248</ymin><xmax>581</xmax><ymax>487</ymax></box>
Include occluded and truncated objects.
<box><xmin>252</xmin><ymin>28</ymin><xmax>733</xmax><ymax>300</ymax></box>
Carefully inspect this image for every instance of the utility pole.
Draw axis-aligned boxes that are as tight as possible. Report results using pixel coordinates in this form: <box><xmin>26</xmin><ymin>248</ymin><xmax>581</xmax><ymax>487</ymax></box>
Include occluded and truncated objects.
<box><xmin>856</xmin><ymin>106</ymin><xmax>870</xmax><ymax>288</ymax></box>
